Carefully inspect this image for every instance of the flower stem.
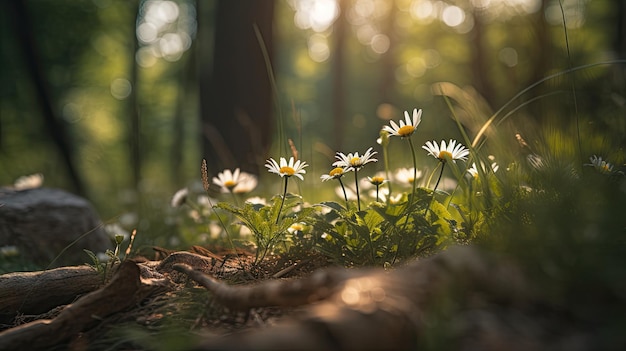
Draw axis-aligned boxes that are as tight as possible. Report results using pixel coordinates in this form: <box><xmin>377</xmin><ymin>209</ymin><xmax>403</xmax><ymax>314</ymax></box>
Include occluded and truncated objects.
<box><xmin>338</xmin><ymin>178</ymin><xmax>349</xmax><ymax>208</ymax></box>
<box><xmin>354</xmin><ymin>169</ymin><xmax>361</xmax><ymax>211</ymax></box>
<box><xmin>400</xmin><ymin>138</ymin><xmax>419</xmax><ymax>231</ymax></box>
<box><xmin>407</xmin><ymin>138</ymin><xmax>418</xmax><ymax>204</ymax></box>
<box><xmin>426</xmin><ymin>161</ymin><xmax>446</xmax><ymax>214</ymax></box>
<box><xmin>275</xmin><ymin>177</ymin><xmax>289</xmax><ymax>225</ymax></box>
<box><xmin>202</xmin><ymin>195</ymin><xmax>241</xmax><ymax>266</ymax></box>
<box><xmin>230</xmin><ymin>190</ymin><xmax>239</xmax><ymax>207</ymax></box>
<box><xmin>383</xmin><ymin>143</ymin><xmax>392</xmax><ymax>203</ymax></box>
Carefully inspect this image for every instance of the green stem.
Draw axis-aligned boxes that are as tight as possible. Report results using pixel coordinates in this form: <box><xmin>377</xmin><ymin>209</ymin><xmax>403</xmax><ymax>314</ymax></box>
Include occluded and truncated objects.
<box><xmin>338</xmin><ymin>177</ymin><xmax>349</xmax><ymax>208</ymax></box>
<box><xmin>203</xmin><ymin>196</ymin><xmax>241</xmax><ymax>266</ymax></box>
<box><xmin>400</xmin><ymin>138</ymin><xmax>419</xmax><ymax>231</ymax></box>
<box><xmin>275</xmin><ymin>177</ymin><xmax>289</xmax><ymax>225</ymax></box>
<box><xmin>354</xmin><ymin>169</ymin><xmax>361</xmax><ymax>211</ymax></box>
<box><xmin>407</xmin><ymin>138</ymin><xmax>418</xmax><ymax>204</ymax></box>
<box><xmin>383</xmin><ymin>143</ymin><xmax>392</xmax><ymax>204</ymax></box>
<box><xmin>426</xmin><ymin>161</ymin><xmax>446</xmax><ymax>215</ymax></box>
<box><xmin>230</xmin><ymin>190</ymin><xmax>239</xmax><ymax>207</ymax></box>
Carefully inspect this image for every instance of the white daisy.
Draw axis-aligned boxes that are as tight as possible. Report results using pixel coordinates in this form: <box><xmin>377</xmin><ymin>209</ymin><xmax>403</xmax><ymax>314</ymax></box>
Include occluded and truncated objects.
<box><xmin>321</xmin><ymin>167</ymin><xmax>346</xmax><ymax>182</ymax></box>
<box><xmin>170</xmin><ymin>188</ymin><xmax>188</xmax><ymax>207</ymax></box>
<box><xmin>13</xmin><ymin>173</ymin><xmax>44</xmax><ymax>190</ymax></box>
<box><xmin>584</xmin><ymin>155</ymin><xmax>614</xmax><ymax>174</ymax></box>
<box><xmin>367</xmin><ymin>175</ymin><xmax>387</xmax><ymax>186</ymax></box>
<box><xmin>394</xmin><ymin>167</ymin><xmax>423</xmax><ymax>186</ymax></box>
<box><xmin>332</xmin><ymin>147</ymin><xmax>378</xmax><ymax>171</ymax></box>
<box><xmin>245</xmin><ymin>196</ymin><xmax>267</xmax><ymax>206</ymax></box>
<box><xmin>265</xmin><ymin>157</ymin><xmax>308</xmax><ymax>180</ymax></box>
<box><xmin>382</xmin><ymin>108</ymin><xmax>422</xmax><ymax>138</ymax></box>
<box><xmin>212</xmin><ymin>168</ymin><xmax>258</xmax><ymax>193</ymax></box>
<box><xmin>422</xmin><ymin>139</ymin><xmax>469</xmax><ymax>163</ymax></box>
<box><xmin>467</xmin><ymin>162</ymin><xmax>499</xmax><ymax>179</ymax></box>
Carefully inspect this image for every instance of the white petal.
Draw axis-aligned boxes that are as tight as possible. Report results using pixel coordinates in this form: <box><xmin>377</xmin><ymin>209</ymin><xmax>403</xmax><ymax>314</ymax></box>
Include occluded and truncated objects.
<box><xmin>404</xmin><ymin>110</ymin><xmax>412</xmax><ymax>125</ymax></box>
<box><xmin>390</xmin><ymin>120</ymin><xmax>400</xmax><ymax>131</ymax></box>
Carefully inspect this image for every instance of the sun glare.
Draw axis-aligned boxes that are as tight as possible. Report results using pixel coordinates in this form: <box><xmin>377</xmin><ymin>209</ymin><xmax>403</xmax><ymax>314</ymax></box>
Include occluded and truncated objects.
<box><xmin>289</xmin><ymin>0</ymin><xmax>339</xmax><ymax>32</ymax></box>
<box><xmin>135</xmin><ymin>0</ymin><xmax>196</xmax><ymax>67</ymax></box>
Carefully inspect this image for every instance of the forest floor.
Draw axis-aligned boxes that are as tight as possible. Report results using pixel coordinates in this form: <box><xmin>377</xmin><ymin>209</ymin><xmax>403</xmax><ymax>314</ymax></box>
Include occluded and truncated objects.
<box><xmin>0</xmin><ymin>246</ymin><xmax>335</xmax><ymax>350</ymax></box>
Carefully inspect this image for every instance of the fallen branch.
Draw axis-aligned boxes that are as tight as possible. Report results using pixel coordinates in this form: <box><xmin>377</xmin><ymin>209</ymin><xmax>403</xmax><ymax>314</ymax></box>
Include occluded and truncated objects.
<box><xmin>0</xmin><ymin>265</ymin><xmax>101</xmax><ymax>318</ymax></box>
<box><xmin>0</xmin><ymin>261</ymin><xmax>142</xmax><ymax>350</ymax></box>
<box><xmin>173</xmin><ymin>262</ymin><xmax>350</xmax><ymax>310</ymax></box>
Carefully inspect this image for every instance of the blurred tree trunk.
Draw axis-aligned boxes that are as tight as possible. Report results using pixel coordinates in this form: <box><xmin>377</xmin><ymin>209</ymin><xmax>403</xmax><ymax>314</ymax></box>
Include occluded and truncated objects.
<box><xmin>470</xmin><ymin>10</ymin><xmax>495</xmax><ymax>108</ymax></box>
<box><xmin>616</xmin><ymin>0</ymin><xmax>626</xmax><ymax>57</ymax></box>
<box><xmin>128</xmin><ymin>0</ymin><xmax>141</xmax><ymax>192</ymax></box>
<box><xmin>526</xmin><ymin>0</ymin><xmax>552</xmax><ymax>123</ymax></box>
<box><xmin>197</xmin><ymin>0</ymin><xmax>275</xmax><ymax>175</ymax></box>
<box><xmin>6</xmin><ymin>0</ymin><xmax>84</xmax><ymax>195</ymax></box>
<box><xmin>378</xmin><ymin>0</ymin><xmax>397</xmax><ymax>104</ymax></box>
<box><xmin>331</xmin><ymin>0</ymin><xmax>348</xmax><ymax>151</ymax></box>
<box><xmin>613</xmin><ymin>0</ymin><xmax>626</xmax><ymax>88</ymax></box>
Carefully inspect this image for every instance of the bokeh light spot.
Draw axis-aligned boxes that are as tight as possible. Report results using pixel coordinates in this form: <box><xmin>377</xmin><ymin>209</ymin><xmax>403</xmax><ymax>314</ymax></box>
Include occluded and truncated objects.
<box><xmin>308</xmin><ymin>34</ymin><xmax>331</xmax><ymax>62</ymax></box>
<box><xmin>498</xmin><ymin>47</ymin><xmax>519</xmax><ymax>67</ymax></box>
<box><xmin>370</xmin><ymin>34</ymin><xmax>390</xmax><ymax>54</ymax></box>
<box><xmin>442</xmin><ymin>5</ymin><xmax>465</xmax><ymax>27</ymax></box>
<box><xmin>110</xmin><ymin>78</ymin><xmax>132</xmax><ymax>100</ymax></box>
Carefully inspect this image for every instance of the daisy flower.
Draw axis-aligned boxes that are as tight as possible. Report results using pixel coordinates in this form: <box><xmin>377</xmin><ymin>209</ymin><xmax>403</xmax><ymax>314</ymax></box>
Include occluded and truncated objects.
<box><xmin>265</xmin><ymin>157</ymin><xmax>308</xmax><ymax>180</ymax></box>
<box><xmin>212</xmin><ymin>168</ymin><xmax>258</xmax><ymax>194</ymax></box>
<box><xmin>422</xmin><ymin>140</ymin><xmax>468</xmax><ymax>214</ymax></box>
<box><xmin>170</xmin><ymin>188</ymin><xmax>189</xmax><ymax>207</ymax></box>
<box><xmin>332</xmin><ymin>147</ymin><xmax>378</xmax><ymax>171</ymax></box>
<box><xmin>245</xmin><ymin>196</ymin><xmax>267</xmax><ymax>206</ymax></box>
<box><xmin>394</xmin><ymin>167</ymin><xmax>423</xmax><ymax>186</ymax></box>
<box><xmin>382</xmin><ymin>108</ymin><xmax>422</xmax><ymax>138</ymax></box>
<box><xmin>332</xmin><ymin>148</ymin><xmax>377</xmax><ymax>211</ymax></box>
<box><xmin>266</xmin><ymin>156</ymin><xmax>308</xmax><ymax>224</ymax></box>
<box><xmin>287</xmin><ymin>222</ymin><xmax>307</xmax><ymax>236</ymax></box>
<box><xmin>584</xmin><ymin>155</ymin><xmax>614</xmax><ymax>174</ymax></box>
<box><xmin>322</xmin><ymin>167</ymin><xmax>350</xmax><ymax>207</ymax></box>
<box><xmin>367</xmin><ymin>175</ymin><xmax>387</xmax><ymax>186</ymax></box>
<box><xmin>422</xmin><ymin>139</ymin><xmax>469</xmax><ymax>163</ymax></box>
<box><xmin>367</xmin><ymin>175</ymin><xmax>388</xmax><ymax>202</ymax></box>
<box><xmin>467</xmin><ymin>162</ymin><xmax>499</xmax><ymax>179</ymax></box>
<box><xmin>13</xmin><ymin>173</ymin><xmax>44</xmax><ymax>190</ymax></box>
<box><xmin>320</xmin><ymin>167</ymin><xmax>346</xmax><ymax>182</ymax></box>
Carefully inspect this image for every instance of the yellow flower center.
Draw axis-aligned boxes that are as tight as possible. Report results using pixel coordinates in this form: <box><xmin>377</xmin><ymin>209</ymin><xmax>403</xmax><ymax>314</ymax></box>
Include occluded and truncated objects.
<box><xmin>279</xmin><ymin>166</ymin><xmax>295</xmax><ymax>176</ymax></box>
<box><xmin>397</xmin><ymin>125</ymin><xmax>415</xmax><ymax>137</ymax></box>
<box><xmin>370</xmin><ymin>176</ymin><xmax>385</xmax><ymax>185</ymax></box>
<box><xmin>329</xmin><ymin>167</ymin><xmax>344</xmax><ymax>177</ymax></box>
<box><xmin>601</xmin><ymin>164</ymin><xmax>610</xmax><ymax>172</ymax></box>
<box><xmin>438</xmin><ymin>150</ymin><xmax>452</xmax><ymax>161</ymax></box>
<box><xmin>350</xmin><ymin>157</ymin><xmax>362</xmax><ymax>166</ymax></box>
<box><xmin>224</xmin><ymin>180</ymin><xmax>237</xmax><ymax>189</ymax></box>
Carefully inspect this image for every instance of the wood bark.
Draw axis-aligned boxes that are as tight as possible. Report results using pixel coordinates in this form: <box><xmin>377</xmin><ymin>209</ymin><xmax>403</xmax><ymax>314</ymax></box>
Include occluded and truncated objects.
<box><xmin>5</xmin><ymin>0</ymin><xmax>85</xmax><ymax>196</ymax></box>
<box><xmin>0</xmin><ymin>265</ymin><xmax>101</xmax><ymax>319</ymax></box>
<box><xmin>0</xmin><ymin>261</ymin><xmax>141</xmax><ymax>350</ymax></box>
<box><xmin>198</xmin><ymin>0</ymin><xmax>275</xmax><ymax>175</ymax></box>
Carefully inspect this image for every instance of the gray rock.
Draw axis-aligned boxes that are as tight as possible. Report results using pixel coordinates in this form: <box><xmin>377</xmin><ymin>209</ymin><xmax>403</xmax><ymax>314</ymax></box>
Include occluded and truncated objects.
<box><xmin>0</xmin><ymin>187</ymin><xmax>112</xmax><ymax>268</ymax></box>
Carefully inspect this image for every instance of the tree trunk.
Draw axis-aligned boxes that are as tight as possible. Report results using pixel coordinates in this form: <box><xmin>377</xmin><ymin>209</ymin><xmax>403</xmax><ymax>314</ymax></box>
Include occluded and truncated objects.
<box><xmin>6</xmin><ymin>0</ymin><xmax>85</xmax><ymax>196</ymax></box>
<box><xmin>128</xmin><ymin>1</ymin><xmax>141</xmax><ymax>193</ymax></box>
<box><xmin>331</xmin><ymin>0</ymin><xmax>348</xmax><ymax>151</ymax></box>
<box><xmin>198</xmin><ymin>0</ymin><xmax>275</xmax><ymax>175</ymax></box>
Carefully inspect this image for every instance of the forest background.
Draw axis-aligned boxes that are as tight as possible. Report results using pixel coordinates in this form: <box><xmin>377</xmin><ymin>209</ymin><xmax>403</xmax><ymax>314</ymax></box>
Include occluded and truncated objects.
<box><xmin>1</xmin><ymin>0</ymin><xmax>624</xmax><ymax>251</ymax></box>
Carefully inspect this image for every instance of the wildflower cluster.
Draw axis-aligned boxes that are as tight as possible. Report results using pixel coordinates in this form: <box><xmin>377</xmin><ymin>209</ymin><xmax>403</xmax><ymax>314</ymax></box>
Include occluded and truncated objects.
<box><xmin>170</xmin><ymin>104</ymin><xmax>623</xmax><ymax>268</ymax></box>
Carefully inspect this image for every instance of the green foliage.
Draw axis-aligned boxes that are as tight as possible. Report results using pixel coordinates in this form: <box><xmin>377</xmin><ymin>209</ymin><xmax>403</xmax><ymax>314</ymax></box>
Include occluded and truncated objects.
<box><xmin>216</xmin><ymin>193</ymin><xmax>316</xmax><ymax>264</ymax></box>
<box><xmin>84</xmin><ymin>233</ymin><xmax>125</xmax><ymax>282</ymax></box>
<box><xmin>307</xmin><ymin>186</ymin><xmax>461</xmax><ymax>267</ymax></box>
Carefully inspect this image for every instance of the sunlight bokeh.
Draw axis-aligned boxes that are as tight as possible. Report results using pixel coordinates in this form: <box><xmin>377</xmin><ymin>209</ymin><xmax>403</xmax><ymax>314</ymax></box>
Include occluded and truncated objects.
<box><xmin>135</xmin><ymin>0</ymin><xmax>196</xmax><ymax>67</ymax></box>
